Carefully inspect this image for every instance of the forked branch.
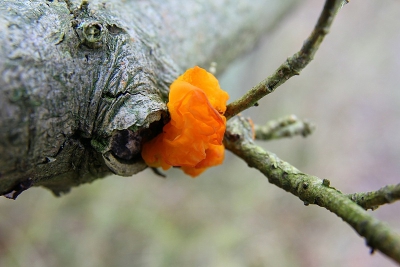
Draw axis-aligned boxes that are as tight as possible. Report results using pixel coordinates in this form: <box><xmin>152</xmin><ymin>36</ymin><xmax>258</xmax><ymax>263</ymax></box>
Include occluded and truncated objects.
<box><xmin>225</xmin><ymin>0</ymin><xmax>347</xmax><ymax>119</ymax></box>
<box><xmin>224</xmin><ymin>116</ymin><xmax>400</xmax><ymax>264</ymax></box>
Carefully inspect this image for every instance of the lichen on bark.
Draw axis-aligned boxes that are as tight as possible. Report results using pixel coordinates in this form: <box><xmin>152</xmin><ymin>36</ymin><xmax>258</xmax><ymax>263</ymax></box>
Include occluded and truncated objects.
<box><xmin>0</xmin><ymin>0</ymin><xmax>177</xmax><ymax>195</ymax></box>
<box><xmin>0</xmin><ymin>0</ymin><xmax>297</xmax><ymax>195</ymax></box>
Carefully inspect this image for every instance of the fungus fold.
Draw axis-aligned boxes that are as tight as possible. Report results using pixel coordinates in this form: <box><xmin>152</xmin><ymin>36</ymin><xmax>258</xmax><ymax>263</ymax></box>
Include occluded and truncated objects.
<box><xmin>141</xmin><ymin>66</ymin><xmax>229</xmax><ymax>177</ymax></box>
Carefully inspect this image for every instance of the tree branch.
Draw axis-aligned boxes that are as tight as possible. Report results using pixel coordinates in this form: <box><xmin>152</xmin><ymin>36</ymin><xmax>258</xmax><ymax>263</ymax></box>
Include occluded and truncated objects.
<box><xmin>0</xmin><ymin>0</ymin><xmax>298</xmax><ymax>195</ymax></box>
<box><xmin>225</xmin><ymin>0</ymin><xmax>346</xmax><ymax>119</ymax></box>
<box><xmin>347</xmin><ymin>184</ymin><xmax>400</xmax><ymax>211</ymax></box>
<box><xmin>224</xmin><ymin>116</ymin><xmax>400</xmax><ymax>264</ymax></box>
<box><xmin>254</xmin><ymin>115</ymin><xmax>315</xmax><ymax>141</ymax></box>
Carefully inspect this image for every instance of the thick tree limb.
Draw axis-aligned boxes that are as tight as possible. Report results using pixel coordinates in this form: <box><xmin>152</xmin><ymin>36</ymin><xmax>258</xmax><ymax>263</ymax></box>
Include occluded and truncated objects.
<box><xmin>225</xmin><ymin>0</ymin><xmax>345</xmax><ymax>119</ymax></box>
<box><xmin>0</xmin><ymin>0</ymin><xmax>297</xmax><ymax>195</ymax></box>
<box><xmin>224</xmin><ymin>116</ymin><xmax>400</xmax><ymax>264</ymax></box>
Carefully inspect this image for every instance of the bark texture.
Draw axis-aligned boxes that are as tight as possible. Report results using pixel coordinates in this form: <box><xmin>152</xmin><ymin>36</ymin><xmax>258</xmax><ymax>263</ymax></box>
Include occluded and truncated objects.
<box><xmin>0</xmin><ymin>0</ymin><xmax>296</xmax><ymax>195</ymax></box>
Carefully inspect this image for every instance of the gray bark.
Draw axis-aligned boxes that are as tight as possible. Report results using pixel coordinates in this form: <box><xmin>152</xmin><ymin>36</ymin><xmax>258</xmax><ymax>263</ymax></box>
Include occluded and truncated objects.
<box><xmin>0</xmin><ymin>0</ymin><xmax>297</xmax><ymax>196</ymax></box>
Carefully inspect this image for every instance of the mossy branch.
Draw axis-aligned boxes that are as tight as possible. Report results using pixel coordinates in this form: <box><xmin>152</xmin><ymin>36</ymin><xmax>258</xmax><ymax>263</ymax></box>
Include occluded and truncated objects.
<box><xmin>254</xmin><ymin>115</ymin><xmax>315</xmax><ymax>141</ymax></box>
<box><xmin>224</xmin><ymin>116</ymin><xmax>400</xmax><ymax>264</ymax></box>
<box><xmin>347</xmin><ymin>184</ymin><xmax>400</xmax><ymax>211</ymax></box>
<box><xmin>225</xmin><ymin>0</ymin><xmax>346</xmax><ymax>119</ymax></box>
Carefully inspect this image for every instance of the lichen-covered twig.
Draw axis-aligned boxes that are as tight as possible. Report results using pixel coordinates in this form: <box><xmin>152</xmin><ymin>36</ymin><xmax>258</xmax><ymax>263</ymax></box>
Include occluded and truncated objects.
<box><xmin>347</xmin><ymin>184</ymin><xmax>400</xmax><ymax>211</ymax></box>
<box><xmin>224</xmin><ymin>116</ymin><xmax>400</xmax><ymax>264</ymax></box>
<box><xmin>254</xmin><ymin>115</ymin><xmax>315</xmax><ymax>141</ymax></box>
<box><xmin>225</xmin><ymin>0</ymin><xmax>346</xmax><ymax>119</ymax></box>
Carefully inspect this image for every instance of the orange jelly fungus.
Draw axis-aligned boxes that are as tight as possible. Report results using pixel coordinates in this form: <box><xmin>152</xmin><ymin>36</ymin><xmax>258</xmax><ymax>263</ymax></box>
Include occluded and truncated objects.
<box><xmin>141</xmin><ymin>66</ymin><xmax>229</xmax><ymax>177</ymax></box>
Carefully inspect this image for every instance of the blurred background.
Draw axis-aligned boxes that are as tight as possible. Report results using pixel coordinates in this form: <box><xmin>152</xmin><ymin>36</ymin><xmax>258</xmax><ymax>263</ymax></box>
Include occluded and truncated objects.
<box><xmin>1</xmin><ymin>0</ymin><xmax>400</xmax><ymax>266</ymax></box>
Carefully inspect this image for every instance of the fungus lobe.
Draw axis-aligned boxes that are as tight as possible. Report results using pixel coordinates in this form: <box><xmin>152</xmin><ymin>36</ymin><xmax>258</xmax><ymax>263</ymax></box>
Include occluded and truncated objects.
<box><xmin>141</xmin><ymin>66</ymin><xmax>229</xmax><ymax>177</ymax></box>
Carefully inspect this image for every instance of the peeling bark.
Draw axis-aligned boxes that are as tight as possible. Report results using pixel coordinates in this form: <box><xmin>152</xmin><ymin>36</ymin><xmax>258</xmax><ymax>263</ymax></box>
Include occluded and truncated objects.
<box><xmin>0</xmin><ymin>0</ymin><xmax>297</xmax><ymax>195</ymax></box>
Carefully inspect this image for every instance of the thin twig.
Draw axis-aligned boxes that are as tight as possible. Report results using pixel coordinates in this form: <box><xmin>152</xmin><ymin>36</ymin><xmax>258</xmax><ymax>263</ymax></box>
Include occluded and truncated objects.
<box><xmin>224</xmin><ymin>116</ymin><xmax>400</xmax><ymax>264</ymax></box>
<box><xmin>347</xmin><ymin>184</ymin><xmax>400</xmax><ymax>210</ymax></box>
<box><xmin>255</xmin><ymin>115</ymin><xmax>315</xmax><ymax>141</ymax></box>
<box><xmin>225</xmin><ymin>0</ymin><xmax>346</xmax><ymax>119</ymax></box>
